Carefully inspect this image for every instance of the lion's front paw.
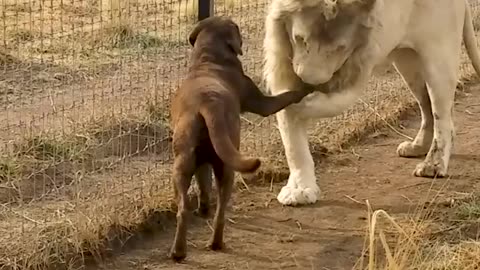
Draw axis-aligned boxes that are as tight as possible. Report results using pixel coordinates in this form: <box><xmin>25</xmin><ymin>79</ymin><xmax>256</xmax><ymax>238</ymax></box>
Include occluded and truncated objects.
<box><xmin>413</xmin><ymin>161</ymin><xmax>447</xmax><ymax>178</ymax></box>
<box><xmin>397</xmin><ymin>141</ymin><xmax>429</xmax><ymax>158</ymax></box>
<box><xmin>277</xmin><ymin>185</ymin><xmax>320</xmax><ymax>206</ymax></box>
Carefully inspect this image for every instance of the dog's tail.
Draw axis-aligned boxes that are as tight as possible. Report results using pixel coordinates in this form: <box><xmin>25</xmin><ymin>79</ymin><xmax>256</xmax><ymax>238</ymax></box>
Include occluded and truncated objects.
<box><xmin>199</xmin><ymin>106</ymin><xmax>261</xmax><ymax>173</ymax></box>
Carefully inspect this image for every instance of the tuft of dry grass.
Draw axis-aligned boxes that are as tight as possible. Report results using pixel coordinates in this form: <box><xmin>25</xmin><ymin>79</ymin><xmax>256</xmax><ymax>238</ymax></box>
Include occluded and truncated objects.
<box><xmin>357</xmin><ymin>187</ymin><xmax>480</xmax><ymax>270</ymax></box>
<box><xmin>0</xmin><ymin>178</ymin><xmax>175</xmax><ymax>270</ymax></box>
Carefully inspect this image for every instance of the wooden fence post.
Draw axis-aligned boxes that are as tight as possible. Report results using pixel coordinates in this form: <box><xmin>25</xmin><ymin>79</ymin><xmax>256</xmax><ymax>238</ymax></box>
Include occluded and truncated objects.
<box><xmin>198</xmin><ymin>0</ymin><xmax>214</xmax><ymax>20</ymax></box>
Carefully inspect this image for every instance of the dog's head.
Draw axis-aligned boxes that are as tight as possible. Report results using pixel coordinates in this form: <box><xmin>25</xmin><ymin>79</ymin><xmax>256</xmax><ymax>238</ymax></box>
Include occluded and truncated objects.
<box><xmin>188</xmin><ymin>16</ymin><xmax>243</xmax><ymax>56</ymax></box>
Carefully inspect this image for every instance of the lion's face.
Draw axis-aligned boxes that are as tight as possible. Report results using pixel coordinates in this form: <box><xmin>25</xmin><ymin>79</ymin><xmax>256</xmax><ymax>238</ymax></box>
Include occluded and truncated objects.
<box><xmin>288</xmin><ymin>5</ymin><xmax>370</xmax><ymax>85</ymax></box>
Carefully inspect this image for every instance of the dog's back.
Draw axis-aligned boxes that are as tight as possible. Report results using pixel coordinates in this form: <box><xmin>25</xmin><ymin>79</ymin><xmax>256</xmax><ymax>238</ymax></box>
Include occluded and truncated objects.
<box><xmin>171</xmin><ymin>17</ymin><xmax>260</xmax><ymax>173</ymax></box>
<box><xmin>171</xmin><ymin>71</ymin><xmax>260</xmax><ymax>173</ymax></box>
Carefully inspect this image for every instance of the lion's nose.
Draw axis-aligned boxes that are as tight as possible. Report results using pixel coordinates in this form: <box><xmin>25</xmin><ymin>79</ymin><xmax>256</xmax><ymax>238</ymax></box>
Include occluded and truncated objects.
<box><xmin>294</xmin><ymin>64</ymin><xmax>303</xmax><ymax>75</ymax></box>
<box><xmin>310</xmin><ymin>71</ymin><xmax>333</xmax><ymax>84</ymax></box>
<box><xmin>296</xmin><ymin>68</ymin><xmax>333</xmax><ymax>85</ymax></box>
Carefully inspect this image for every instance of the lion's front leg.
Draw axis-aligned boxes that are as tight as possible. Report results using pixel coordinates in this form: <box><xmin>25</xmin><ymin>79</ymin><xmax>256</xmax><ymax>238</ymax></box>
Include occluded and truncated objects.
<box><xmin>275</xmin><ymin>107</ymin><xmax>321</xmax><ymax>206</ymax></box>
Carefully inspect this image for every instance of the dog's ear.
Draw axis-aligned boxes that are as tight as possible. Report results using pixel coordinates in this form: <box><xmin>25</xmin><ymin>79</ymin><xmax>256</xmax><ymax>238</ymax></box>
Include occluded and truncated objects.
<box><xmin>189</xmin><ymin>19</ymin><xmax>209</xmax><ymax>46</ymax></box>
<box><xmin>226</xmin><ymin>24</ymin><xmax>243</xmax><ymax>56</ymax></box>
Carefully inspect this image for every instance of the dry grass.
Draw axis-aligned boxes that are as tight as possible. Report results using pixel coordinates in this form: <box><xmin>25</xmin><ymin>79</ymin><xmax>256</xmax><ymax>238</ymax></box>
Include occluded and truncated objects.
<box><xmin>0</xmin><ymin>173</ymin><xmax>175</xmax><ymax>270</ymax></box>
<box><xmin>0</xmin><ymin>104</ymin><xmax>173</xmax><ymax>269</ymax></box>
<box><xmin>357</xmin><ymin>187</ymin><xmax>480</xmax><ymax>270</ymax></box>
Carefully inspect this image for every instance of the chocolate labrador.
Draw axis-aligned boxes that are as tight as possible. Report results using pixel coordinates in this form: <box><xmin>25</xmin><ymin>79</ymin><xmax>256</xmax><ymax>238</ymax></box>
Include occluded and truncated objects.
<box><xmin>169</xmin><ymin>16</ymin><xmax>313</xmax><ymax>262</ymax></box>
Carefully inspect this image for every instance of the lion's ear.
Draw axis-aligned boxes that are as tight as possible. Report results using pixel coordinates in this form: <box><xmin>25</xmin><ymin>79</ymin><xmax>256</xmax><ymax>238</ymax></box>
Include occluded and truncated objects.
<box><xmin>360</xmin><ymin>0</ymin><xmax>376</xmax><ymax>11</ymax></box>
<box><xmin>359</xmin><ymin>0</ymin><xmax>377</xmax><ymax>27</ymax></box>
<box><xmin>338</xmin><ymin>0</ymin><xmax>375</xmax><ymax>15</ymax></box>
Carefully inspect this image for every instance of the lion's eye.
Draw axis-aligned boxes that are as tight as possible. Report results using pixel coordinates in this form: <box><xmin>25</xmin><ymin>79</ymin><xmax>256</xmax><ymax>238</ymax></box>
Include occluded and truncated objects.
<box><xmin>294</xmin><ymin>35</ymin><xmax>306</xmax><ymax>46</ymax></box>
<box><xmin>337</xmin><ymin>44</ymin><xmax>346</xmax><ymax>51</ymax></box>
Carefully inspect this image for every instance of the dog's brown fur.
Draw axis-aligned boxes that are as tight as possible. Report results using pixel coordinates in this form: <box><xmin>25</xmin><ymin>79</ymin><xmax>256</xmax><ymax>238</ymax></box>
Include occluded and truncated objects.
<box><xmin>169</xmin><ymin>16</ymin><xmax>313</xmax><ymax>262</ymax></box>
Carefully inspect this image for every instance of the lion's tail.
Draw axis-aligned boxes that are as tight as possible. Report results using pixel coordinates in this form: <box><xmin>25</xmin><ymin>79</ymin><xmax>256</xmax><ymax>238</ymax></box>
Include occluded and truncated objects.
<box><xmin>199</xmin><ymin>105</ymin><xmax>261</xmax><ymax>173</ymax></box>
<box><xmin>463</xmin><ymin>0</ymin><xmax>480</xmax><ymax>77</ymax></box>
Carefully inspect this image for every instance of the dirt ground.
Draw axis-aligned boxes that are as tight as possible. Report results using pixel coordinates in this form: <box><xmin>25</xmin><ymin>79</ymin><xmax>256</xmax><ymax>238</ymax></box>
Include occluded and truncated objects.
<box><xmin>83</xmin><ymin>80</ymin><xmax>480</xmax><ymax>270</ymax></box>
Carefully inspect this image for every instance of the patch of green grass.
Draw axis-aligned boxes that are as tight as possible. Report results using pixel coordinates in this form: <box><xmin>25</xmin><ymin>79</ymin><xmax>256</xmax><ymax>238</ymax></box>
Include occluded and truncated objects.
<box><xmin>13</xmin><ymin>135</ymin><xmax>91</xmax><ymax>162</ymax></box>
<box><xmin>60</xmin><ymin>2</ymin><xmax>100</xmax><ymax>17</ymax></box>
<box><xmin>7</xmin><ymin>28</ymin><xmax>37</xmax><ymax>42</ymax></box>
<box><xmin>145</xmin><ymin>100</ymin><xmax>171</xmax><ymax>126</ymax></box>
<box><xmin>4</xmin><ymin>1</ymin><xmax>32</xmax><ymax>13</ymax></box>
<box><xmin>456</xmin><ymin>196</ymin><xmax>480</xmax><ymax>220</ymax></box>
<box><xmin>100</xmin><ymin>24</ymin><xmax>165</xmax><ymax>50</ymax></box>
<box><xmin>0</xmin><ymin>50</ymin><xmax>18</xmax><ymax>65</ymax></box>
<box><xmin>0</xmin><ymin>157</ymin><xmax>21</xmax><ymax>182</ymax></box>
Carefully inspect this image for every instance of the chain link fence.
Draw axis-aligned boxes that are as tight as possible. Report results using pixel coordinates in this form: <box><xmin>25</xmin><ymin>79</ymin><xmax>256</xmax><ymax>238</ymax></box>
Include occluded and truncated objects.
<box><xmin>0</xmin><ymin>0</ymin><xmax>479</xmax><ymax>268</ymax></box>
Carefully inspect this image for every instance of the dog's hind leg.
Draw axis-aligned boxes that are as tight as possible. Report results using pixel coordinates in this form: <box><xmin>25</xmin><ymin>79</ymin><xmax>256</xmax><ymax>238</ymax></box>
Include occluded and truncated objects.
<box><xmin>170</xmin><ymin>152</ymin><xmax>196</xmax><ymax>262</ymax></box>
<box><xmin>209</xmin><ymin>161</ymin><xmax>234</xmax><ymax>251</ymax></box>
<box><xmin>194</xmin><ymin>163</ymin><xmax>212</xmax><ymax>218</ymax></box>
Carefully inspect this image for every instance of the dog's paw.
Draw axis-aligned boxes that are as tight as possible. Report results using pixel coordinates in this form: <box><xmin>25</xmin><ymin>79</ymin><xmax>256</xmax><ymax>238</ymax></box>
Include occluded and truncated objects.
<box><xmin>208</xmin><ymin>240</ymin><xmax>225</xmax><ymax>251</ymax></box>
<box><xmin>193</xmin><ymin>207</ymin><xmax>210</xmax><ymax>218</ymax></box>
<box><xmin>413</xmin><ymin>161</ymin><xmax>447</xmax><ymax>178</ymax></box>
<box><xmin>169</xmin><ymin>249</ymin><xmax>187</xmax><ymax>263</ymax></box>
<box><xmin>397</xmin><ymin>141</ymin><xmax>429</xmax><ymax>157</ymax></box>
<box><xmin>277</xmin><ymin>185</ymin><xmax>320</xmax><ymax>206</ymax></box>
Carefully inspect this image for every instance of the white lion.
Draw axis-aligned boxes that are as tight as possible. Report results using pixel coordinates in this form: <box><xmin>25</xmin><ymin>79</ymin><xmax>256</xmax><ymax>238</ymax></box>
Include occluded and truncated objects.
<box><xmin>263</xmin><ymin>0</ymin><xmax>480</xmax><ymax>206</ymax></box>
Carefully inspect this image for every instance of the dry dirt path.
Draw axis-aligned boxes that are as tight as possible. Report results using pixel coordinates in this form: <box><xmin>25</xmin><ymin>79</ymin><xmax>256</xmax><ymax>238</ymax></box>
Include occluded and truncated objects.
<box><xmin>90</xmin><ymin>82</ymin><xmax>480</xmax><ymax>270</ymax></box>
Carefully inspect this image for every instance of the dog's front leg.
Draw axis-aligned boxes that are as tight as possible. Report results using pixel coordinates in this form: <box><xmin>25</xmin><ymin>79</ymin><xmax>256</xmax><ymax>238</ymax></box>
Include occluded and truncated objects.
<box><xmin>242</xmin><ymin>75</ymin><xmax>314</xmax><ymax>117</ymax></box>
<box><xmin>275</xmin><ymin>107</ymin><xmax>321</xmax><ymax>206</ymax></box>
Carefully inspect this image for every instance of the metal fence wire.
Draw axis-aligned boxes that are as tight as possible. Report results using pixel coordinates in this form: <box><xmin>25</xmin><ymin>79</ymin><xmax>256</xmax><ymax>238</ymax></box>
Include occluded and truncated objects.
<box><xmin>0</xmin><ymin>0</ymin><xmax>479</xmax><ymax>268</ymax></box>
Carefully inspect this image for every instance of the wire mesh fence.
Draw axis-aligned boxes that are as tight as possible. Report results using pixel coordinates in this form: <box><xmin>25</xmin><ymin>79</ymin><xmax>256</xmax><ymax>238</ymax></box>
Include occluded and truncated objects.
<box><xmin>0</xmin><ymin>0</ymin><xmax>479</xmax><ymax>268</ymax></box>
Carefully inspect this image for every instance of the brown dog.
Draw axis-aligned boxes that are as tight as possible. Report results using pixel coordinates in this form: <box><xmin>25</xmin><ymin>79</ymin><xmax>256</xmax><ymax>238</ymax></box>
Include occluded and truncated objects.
<box><xmin>169</xmin><ymin>16</ymin><xmax>313</xmax><ymax>262</ymax></box>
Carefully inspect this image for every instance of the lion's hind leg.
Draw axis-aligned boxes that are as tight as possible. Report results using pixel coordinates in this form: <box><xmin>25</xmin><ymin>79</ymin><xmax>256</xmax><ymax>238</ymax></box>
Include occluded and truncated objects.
<box><xmin>411</xmin><ymin>46</ymin><xmax>460</xmax><ymax>178</ymax></box>
<box><xmin>392</xmin><ymin>49</ymin><xmax>434</xmax><ymax>158</ymax></box>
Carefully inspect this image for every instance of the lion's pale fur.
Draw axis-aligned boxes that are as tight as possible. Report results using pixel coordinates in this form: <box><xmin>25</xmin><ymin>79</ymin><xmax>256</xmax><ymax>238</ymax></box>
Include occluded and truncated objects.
<box><xmin>268</xmin><ymin>0</ymin><xmax>372</xmax><ymax>21</ymax></box>
<box><xmin>263</xmin><ymin>0</ymin><xmax>480</xmax><ymax>206</ymax></box>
